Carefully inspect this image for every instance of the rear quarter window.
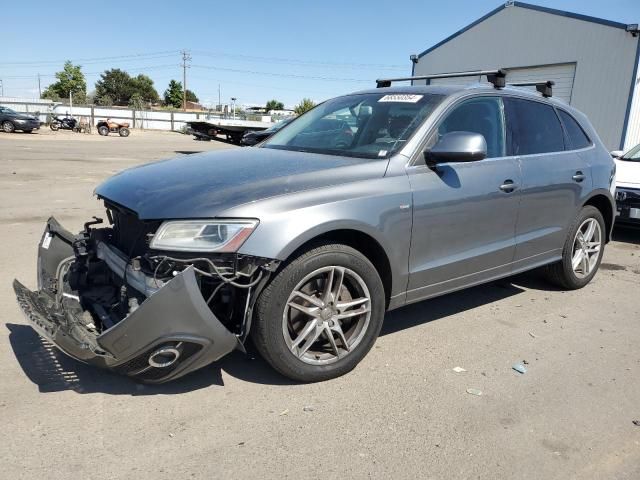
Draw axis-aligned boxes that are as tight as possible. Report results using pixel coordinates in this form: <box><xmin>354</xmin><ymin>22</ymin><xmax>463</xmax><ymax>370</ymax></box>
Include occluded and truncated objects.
<box><xmin>505</xmin><ymin>98</ymin><xmax>565</xmax><ymax>155</ymax></box>
<box><xmin>557</xmin><ymin>109</ymin><xmax>591</xmax><ymax>150</ymax></box>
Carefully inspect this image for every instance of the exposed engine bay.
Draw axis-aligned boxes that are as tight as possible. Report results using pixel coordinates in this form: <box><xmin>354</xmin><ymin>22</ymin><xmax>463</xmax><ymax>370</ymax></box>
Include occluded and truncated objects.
<box><xmin>13</xmin><ymin>203</ymin><xmax>279</xmax><ymax>383</ymax></box>
<box><xmin>72</xmin><ymin>202</ymin><xmax>276</xmax><ymax>337</ymax></box>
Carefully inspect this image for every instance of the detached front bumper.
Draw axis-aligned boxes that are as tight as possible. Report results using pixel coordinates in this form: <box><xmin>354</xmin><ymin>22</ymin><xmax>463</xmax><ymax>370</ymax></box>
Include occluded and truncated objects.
<box><xmin>13</xmin><ymin>218</ymin><xmax>241</xmax><ymax>383</ymax></box>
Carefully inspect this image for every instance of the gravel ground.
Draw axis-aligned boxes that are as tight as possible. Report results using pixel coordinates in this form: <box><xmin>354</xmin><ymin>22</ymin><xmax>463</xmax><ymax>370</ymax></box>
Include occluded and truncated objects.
<box><xmin>1</xmin><ymin>129</ymin><xmax>639</xmax><ymax>479</ymax></box>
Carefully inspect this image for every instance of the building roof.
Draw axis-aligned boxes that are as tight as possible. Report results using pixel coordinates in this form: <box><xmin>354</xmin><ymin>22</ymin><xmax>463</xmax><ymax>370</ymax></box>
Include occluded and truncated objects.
<box><xmin>417</xmin><ymin>1</ymin><xmax>632</xmax><ymax>59</ymax></box>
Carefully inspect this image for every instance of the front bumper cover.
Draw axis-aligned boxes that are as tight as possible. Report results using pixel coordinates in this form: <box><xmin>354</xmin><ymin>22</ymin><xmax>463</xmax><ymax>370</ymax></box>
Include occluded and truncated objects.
<box><xmin>615</xmin><ymin>187</ymin><xmax>640</xmax><ymax>224</ymax></box>
<box><xmin>13</xmin><ymin>218</ymin><xmax>241</xmax><ymax>383</ymax></box>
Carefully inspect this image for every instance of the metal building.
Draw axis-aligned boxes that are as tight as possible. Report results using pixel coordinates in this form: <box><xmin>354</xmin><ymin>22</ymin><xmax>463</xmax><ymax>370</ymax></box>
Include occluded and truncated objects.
<box><xmin>411</xmin><ymin>1</ymin><xmax>640</xmax><ymax>150</ymax></box>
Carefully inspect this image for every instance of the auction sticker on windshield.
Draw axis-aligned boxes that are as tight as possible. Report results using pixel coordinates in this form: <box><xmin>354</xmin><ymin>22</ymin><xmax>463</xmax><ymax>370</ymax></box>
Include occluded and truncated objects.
<box><xmin>378</xmin><ymin>94</ymin><xmax>423</xmax><ymax>103</ymax></box>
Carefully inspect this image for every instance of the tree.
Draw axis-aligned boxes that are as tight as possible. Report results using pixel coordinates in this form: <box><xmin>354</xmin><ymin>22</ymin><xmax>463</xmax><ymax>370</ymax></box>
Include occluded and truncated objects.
<box><xmin>42</xmin><ymin>61</ymin><xmax>87</xmax><ymax>102</ymax></box>
<box><xmin>185</xmin><ymin>89</ymin><xmax>199</xmax><ymax>103</ymax></box>
<box><xmin>164</xmin><ymin>80</ymin><xmax>183</xmax><ymax>108</ymax></box>
<box><xmin>95</xmin><ymin>69</ymin><xmax>133</xmax><ymax>105</ymax></box>
<box><xmin>294</xmin><ymin>98</ymin><xmax>316</xmax><ymax>115</ymax></box>
<box><xmin>131</xmin><ymin>74</ymin><xmax>160</xmax><ymax>104</ymax></box>
<box><xmin>94</xmin><ymin>70</ymin><xmax>159</xmax><ymax>106</ymax></box>
<box><xmin>266</xmin><ymin>99</ymin><xmax>284</xmax><ymax>111</ymax></box>
<box><xmin>128</xmin><ymin>92</ymin><xmax>144</xmax><ymax>109</ymax></box>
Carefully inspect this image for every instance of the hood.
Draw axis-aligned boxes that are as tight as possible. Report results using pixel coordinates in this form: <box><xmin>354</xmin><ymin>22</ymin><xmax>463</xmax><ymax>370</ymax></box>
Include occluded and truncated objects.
<box><xmin>615</xmin><ymin>158</ymin><xmax>640</xmax><ymax>188</ymax></box>
<box><xmin>95</xmin><ymin>147</ymin><xmax>388</xmax><ymax>219</ymax></box>
<box><xmin>13</xmin><ymin>112</ymin><xmax>37</xmax><ymax>120</ymax></box>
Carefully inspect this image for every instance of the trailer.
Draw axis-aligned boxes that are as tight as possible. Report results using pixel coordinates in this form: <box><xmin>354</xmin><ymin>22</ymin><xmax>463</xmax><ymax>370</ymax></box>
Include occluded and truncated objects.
<box><xmin>186</xmin><ymin>118</ymin><xmax>272</xmax><ymax>144</ymax></box>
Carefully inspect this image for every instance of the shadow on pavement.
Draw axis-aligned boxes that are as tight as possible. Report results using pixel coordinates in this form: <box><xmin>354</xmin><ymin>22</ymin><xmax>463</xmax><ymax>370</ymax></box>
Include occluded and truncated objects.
<box><xmin>612</xmin><ymin>224</ymin><xmax>640</xmax><ymax>245</ymax></box>
<box><xmin>8</xmin><ymin>272</ymin><xmax>548</xmax><ymax>394</ymax></box>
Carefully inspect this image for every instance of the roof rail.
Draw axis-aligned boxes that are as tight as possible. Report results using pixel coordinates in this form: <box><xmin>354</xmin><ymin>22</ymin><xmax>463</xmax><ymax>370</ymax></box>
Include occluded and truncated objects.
<box><xmin>508</xmin><ymin>80</ymin><xmax>555</xmax><ymax>97</ymax></box>
<box><xmin>375</xmin><ymin>69</ymin><xmax>506</xmax><ymax>89</ymax></box>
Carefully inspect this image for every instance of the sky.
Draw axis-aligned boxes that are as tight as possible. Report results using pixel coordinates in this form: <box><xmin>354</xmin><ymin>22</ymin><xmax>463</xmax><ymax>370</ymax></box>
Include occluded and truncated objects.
<box><xmin>2</xmin><ymin>0</ymin><xmax>638</xmax><ymax>108</ymax></box>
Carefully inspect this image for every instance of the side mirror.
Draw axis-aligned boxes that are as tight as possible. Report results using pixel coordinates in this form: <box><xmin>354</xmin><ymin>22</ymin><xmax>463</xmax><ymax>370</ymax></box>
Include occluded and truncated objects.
<box><xmin>610</xmin><ymin>150</ymin><xmax>624</xmax><ymax>159</ymax></box>
<box><xmin>424</xmin><ymin>131</ymin><xmax>487</xmax><ymax>167</ymax></box>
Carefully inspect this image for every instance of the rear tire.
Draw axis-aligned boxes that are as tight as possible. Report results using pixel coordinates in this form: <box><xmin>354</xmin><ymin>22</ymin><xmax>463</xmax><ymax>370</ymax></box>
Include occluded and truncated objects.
<box><xmin>3</xmin><ymin>121</ymin><xmax>15</xmax><ymax>133</ymax></box>
<box><xmin>544</xmin><ymin>205</ymin><xmax>605</xmax><ymax>289</ymax></box>
<box><xmin>98</xmin><ymin>126</ymin><xmax>109</xmax><ymax>136</ymax></box>
<box><xmin>252</xmin><ymin>243</ymin><xmax>385</xmax><ymax>382</ymax></box>
<box><xmin>119</xmin><ymin>127</ymin><xmax>130</xmax><ymax>137</ymax></box>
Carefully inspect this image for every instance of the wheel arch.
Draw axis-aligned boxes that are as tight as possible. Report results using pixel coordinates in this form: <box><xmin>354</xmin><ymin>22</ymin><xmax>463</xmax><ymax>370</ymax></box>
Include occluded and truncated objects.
<box><xmin>280</xmin><ymin>228</ymin><xmax>393</xmax><ymax>309</ymax></box>
<box><xmin>582</xmin><ymin>190</ymin><xmax>615</xmax><ymax>242</ymax></box>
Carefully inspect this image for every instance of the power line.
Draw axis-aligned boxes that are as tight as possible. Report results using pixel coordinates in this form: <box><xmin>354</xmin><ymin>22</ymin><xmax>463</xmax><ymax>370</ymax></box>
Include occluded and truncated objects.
<box><xmin>191</xmin><ymin>50</ymin><xmax>406</xmax><ymax>71</ymax></box>
<box><xmin>191</xmin><ymin>64</ymin><xmax>371</xmax><ymax>83</ymax></box>
<box><xmin>0</xmin><ymin>50</ymin><xmax>182</xmax><ymax>67</ymax></box>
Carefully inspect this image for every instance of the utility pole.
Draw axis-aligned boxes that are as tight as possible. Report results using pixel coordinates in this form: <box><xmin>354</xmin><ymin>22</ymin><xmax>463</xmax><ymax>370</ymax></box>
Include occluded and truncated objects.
<box><xmin>0</xmin><ymin>79</ymin><xmax>4</xmax><ymax>97</ymax></box>
<box><xmin>218</xmin><ymin>84</ymin><xmax>221</xmax><ymax>112</ymax></box>
<box><xmin>38</xmin><ymin>74</ymin><xmax>41</xmax><ymax>99</ymax></box>
<box><xmin>181</xmin><ymin>50</ymin><xmax>191</xmax><ymax>111</ymax></box>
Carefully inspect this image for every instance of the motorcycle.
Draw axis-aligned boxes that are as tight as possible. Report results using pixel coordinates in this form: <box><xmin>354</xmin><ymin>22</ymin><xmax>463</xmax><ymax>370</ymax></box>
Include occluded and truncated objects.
<box><xmin>96</xmin><ymin>119</ymin><xmax>130</xmax><ymax>137</ymax></box>
<box><xmin>50</xmin><ymin>114</ymin><xmax>78</xmax><ymax>131</ymax></box>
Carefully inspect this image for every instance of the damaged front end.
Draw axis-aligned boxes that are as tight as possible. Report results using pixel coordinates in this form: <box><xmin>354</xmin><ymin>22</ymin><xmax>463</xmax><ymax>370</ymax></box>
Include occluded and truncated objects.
<box><xmin>13</xmin><ymin>208</ymin><xmax>277</xmax><ymax>383</ymax></box>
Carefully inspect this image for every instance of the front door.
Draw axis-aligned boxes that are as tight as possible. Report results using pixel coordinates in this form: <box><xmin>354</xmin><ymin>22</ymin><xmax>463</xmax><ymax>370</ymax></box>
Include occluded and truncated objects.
<box><xmin>406</xmin><ymin>96</ymin><xmax>521</xmax><ymax>302</ymax></box>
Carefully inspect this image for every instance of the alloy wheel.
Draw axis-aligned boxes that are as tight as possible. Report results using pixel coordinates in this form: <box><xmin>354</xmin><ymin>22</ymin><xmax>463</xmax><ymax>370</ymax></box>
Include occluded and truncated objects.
<box><xmin>571</xmin><ymin>218</ymin><xmax>602</xmax><ymax>278</ymax></box>
<box><xmin>282</xmin><ymin>266</ymin><xmax>371</xmax><ymax>365</ymax></box>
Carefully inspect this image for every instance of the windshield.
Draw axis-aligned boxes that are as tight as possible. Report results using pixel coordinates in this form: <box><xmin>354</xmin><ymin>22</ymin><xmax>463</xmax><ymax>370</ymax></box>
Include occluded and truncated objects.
<box><xmin>262</xmin><ymin>92</ymin><xmax>444</xmax><ymax>159</ymax></box>
<box><xmin>622</xmin><ymin>144</ymin><xmax>640</xmax><ymax>161</ymax></box>
<box><xmin>265</xmin><ymin>117</ymin><xmax>292</xmax><ymax>133</ymax></box>
<box><xmin>0</xmin><ymin>107</ymin><xmax>17</xmax><ymax>114</ymax></box>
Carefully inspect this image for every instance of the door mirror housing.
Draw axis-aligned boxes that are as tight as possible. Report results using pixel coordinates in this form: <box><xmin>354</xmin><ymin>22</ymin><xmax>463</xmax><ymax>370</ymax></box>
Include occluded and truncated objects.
<box><xmin>610</xmin><ymin>150</ymin><xmax>624</xmax><ymax>159</ymax></box>
<box><xmin>424</xmin><ymin>131</ymin><xmax>487</xmax><ymax>167</ymax></box>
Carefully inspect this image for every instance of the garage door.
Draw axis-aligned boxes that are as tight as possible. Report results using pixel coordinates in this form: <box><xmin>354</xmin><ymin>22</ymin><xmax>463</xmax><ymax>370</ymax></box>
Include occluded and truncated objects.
<box><xmin>427</xmin><ymin>63</ymin><xmax>576</xmax><ymax>104</ymax></box>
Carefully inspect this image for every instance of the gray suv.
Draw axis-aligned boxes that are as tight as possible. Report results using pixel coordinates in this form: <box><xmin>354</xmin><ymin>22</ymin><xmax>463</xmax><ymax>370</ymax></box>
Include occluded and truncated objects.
<box><xmin>13</xmin><ymin>79</ymin><xmax>616</xmax><ymax>384</ymax></box>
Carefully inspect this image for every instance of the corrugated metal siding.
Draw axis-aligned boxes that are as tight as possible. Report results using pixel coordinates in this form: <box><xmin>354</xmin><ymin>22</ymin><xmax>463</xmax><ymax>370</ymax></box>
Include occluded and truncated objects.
<box><xmin>414</xmin><ymin>4</ymin><xmax>638</xmax><ymax>149</ymax></box>
<box><xmin>428</xmin><ymin>63</ymin><xmax>576</xmax><ymax>103</ymax></box>
<box><xmin>624</xmin><ymin>69</ymin><xmax>640</xmax><ymax>150</ymax></box>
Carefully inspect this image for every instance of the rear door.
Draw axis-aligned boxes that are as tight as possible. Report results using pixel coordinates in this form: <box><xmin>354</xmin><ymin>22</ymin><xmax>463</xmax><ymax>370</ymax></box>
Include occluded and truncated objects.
<box><xmin>406</xmin><ymin>96</ymin><xmax>521</xmax><ymax>301</ymax></box>
<box><xmin>504</xmin><ymin>97</ymin><xmax>590</xmax><ymax>267</ymax></box>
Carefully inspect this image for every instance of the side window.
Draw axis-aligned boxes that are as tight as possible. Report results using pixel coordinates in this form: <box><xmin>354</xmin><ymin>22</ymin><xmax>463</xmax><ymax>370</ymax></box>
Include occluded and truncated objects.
<box><xmin>558</xmin><ymin>109</ymin><xmax>591</xmax><ymax>150</ymax></box>
<box><xmin>505</xmin><ymin>98</ymin><xmax>565</xmax><ymax>155</ymax></box>
<box><xmin>437</xmin><ymin>97</ymin><xmax>505</xmax><ymax>158</ymax></box>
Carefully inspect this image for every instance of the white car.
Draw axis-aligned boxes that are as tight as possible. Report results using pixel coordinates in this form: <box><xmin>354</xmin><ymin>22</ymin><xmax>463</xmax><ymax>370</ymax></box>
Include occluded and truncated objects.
<box><xmin>612</xmin><ymin>144</ymin><xmax>640</xmax><ymax>223</ymax></box>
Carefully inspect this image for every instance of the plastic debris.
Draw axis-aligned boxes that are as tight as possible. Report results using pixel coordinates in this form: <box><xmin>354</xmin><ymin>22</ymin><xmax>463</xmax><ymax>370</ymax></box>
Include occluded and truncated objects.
<box><xmin>303</xmin><ymin>406</ymin><xmax>315</xmax><ymax>412</ymax></box>
<box><xmin>466</xmin><ymin>388</ymin><xmax>482</xmax><ymax>396</ymax></box>
<box><xmin>632</xmin><ymin>420</ymin><xmax>640</xmax><ymax>426</ymax></box>
<box><xmin>512</xmin><ymin>363</ymin><xmax>527</xmax><ymax>374</ymax></box>
<box><xmin>529</xmin><ymin>332</ymin><xmax>537</xmax><ymax>338</ymax></box>
<box><xmin>452</xmin><ymin>367</ymin><xmax>467</xmax><ymax>373</ymax></box>
<box><xmin>279</xmin><ymin>409</ymin><xmax>289</xmax><ymax>416</ymax></box>
<box><xmin>168</xmin><ymin>433</ymin><xmax>174</xmax><ymax>438</ymax></box>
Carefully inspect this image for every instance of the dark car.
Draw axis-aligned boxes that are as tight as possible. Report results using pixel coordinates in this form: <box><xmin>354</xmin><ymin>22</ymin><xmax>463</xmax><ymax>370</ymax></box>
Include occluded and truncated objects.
<box><xmin>240</xmin><ymin>117</ymin><xmax>295</xmax><ymax>146</ymax></box>
<box><xmin>0</xmin><ymin>107</ymin><xmax>40</xmax><ymax>133</ymax></box>
<box><xmin>14</xmin><ymin>76</ymin><xmax>615</xmax><ymax>384</ymax></box>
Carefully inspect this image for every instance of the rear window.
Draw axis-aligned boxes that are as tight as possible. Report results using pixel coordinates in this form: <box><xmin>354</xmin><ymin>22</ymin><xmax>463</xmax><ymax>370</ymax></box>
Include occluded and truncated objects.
<box><xmin>558</xmin><ymin>109</ymin><xmax>591</xmax><ymax>150</ymax></box>
<box><xmin>505</xmin><ymin>98</ymin><xmax>565</xmax><ymax>155</ymax></box>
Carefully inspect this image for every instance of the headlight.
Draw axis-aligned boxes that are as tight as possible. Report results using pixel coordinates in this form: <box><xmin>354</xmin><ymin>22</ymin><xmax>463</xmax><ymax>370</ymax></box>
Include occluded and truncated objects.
<box><xmin>149</xmin><ymin>219</ymin><xmax>258</xmax><ymax>252</ymax></box>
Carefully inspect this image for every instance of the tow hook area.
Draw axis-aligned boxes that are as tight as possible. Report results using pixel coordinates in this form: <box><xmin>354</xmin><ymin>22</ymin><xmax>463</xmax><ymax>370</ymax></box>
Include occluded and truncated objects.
<box><xmin>12</xmin><ymin>217</ymin><xmax>274</xmax><ymax>383</ymax></box>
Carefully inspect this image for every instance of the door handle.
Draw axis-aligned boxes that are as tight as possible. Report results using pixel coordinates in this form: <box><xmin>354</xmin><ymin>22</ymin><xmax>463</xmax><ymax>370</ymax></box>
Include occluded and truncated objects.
<box><xmin>572</xmin><ymin>171</ymin><xmax>585</xmax><ymax>182</ymax></box>
<box><xmin>499</xmin><ymin>180</ymin><xmax>518</xmax><ymax>193</ymax></box>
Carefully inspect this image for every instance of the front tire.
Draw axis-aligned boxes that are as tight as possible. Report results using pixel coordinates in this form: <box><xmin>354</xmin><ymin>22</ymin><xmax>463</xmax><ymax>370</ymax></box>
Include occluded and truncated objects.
<box><xmin>98</xmin><ymin>126</ymin><xmax>109</xmax><ymax>136</ymax></box>
<box><xmin>544</xmin><ymin>205</ymin><xmax>605</xmax><ymax>289</ymax></box>
<box><xmin>252</xmin><ymin>243</ymin><xmax>385</xmax><ymax>382</ymax></box>
<box><xmin>118</xmin><ymin>127</ymin><xmax>130</xmax><ymax>137</ymax></box>
<box><xmin>3</xmin><ymin>121</ymin><xmax>15</xmax><ymax>133</ymax></box>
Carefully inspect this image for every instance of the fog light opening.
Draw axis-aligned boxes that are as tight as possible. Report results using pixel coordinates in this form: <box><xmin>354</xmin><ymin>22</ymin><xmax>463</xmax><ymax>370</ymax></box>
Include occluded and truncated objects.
<box><xmin>148</xmin><ymin>346</ymin><xmax>181</xmax><ymax>368</ymax></box>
